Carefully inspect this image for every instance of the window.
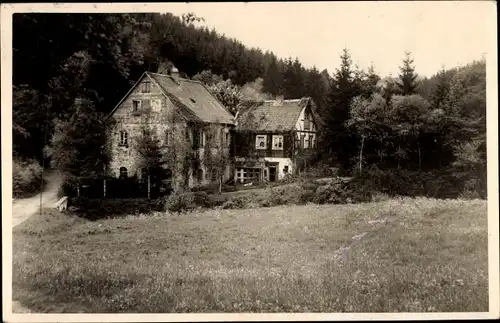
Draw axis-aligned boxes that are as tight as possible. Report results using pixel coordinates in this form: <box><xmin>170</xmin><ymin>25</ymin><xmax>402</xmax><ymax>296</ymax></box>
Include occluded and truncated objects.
<box><xmin>142</xmin><ymin>82</ymin><xmax>151</xmax><ymax>93</ymax></box>
<box><xmin>300</xmin><ymin>134</ymin><xmax>305</xmax><ymax>148</ymax></box>
<box><xmin>151</xmin><ymin>99</ymin><xmax>161</xmax><ymax>112</ymax></box>
<box><xmin>272</xmin><ymin>135</ymin><xmax>284</xmax><ymax>150</ymax></box>
<box><xmin>198</xmin><ymin>130</ymin><xmax>205</xmax><ymax>147</ymax></box>
<box><xmin>197</xmin><ymin>169</ymin><xmax>204</xmax><ymax>183</ymax></box>
<box><xmin>119</xmin><ymin>167</ymin><xmax>128</xmax><ymax>179</ymax></box>
<box><xmin>304</xmin><ymin>135</ymin><xmax>310</xmax><ymax>149</ymax></box>
<box><xmin>304</xmin><ymin>112</ymin><xmax>311</xmax><ymax>130</ymax></box>
<box><xmin>310</xmin><ymin>134</ymin><xmax>315</xmax><ymax>148</ymax></box>
<box><xmin>284</xmin><ymin>165</ymin><xmax>289</xmax><ymax>174</ymax></box>
<box><xmin>165</xmin><ymin>130</ymin><xmax>173</xmax><ymax>146</ymax></box>
<box><xmin>220</xmin><ymin>128</ymin><xmax>225</xmax><ymax>147</ymax></box>
<box><xmin>132</xmin><ymin>100</ymin><xmax>141</xmax><ymax>114</ymax></box>
<box><xmin>225</xmin><ymin>132</ymin><xmax>230</xmax><ymax>147</ymax></box>
<box><xmin>119</xmin><ymin>131</ymin><xmax>128</xmax><ymax>146</ymax></box>
<box><xmin>256</xmin><ymin>135</ymin><xmax>267</xmax><ymax>150</ymax></box>
<box><xmin>236</xmin><ymin>167</ymin><xmax>260</xmax><ymax>183</ymax></box>
<box><xmin>211</xmin><ymin>170</ymin><xmax>218</xmax><ymax>182</ymax></box>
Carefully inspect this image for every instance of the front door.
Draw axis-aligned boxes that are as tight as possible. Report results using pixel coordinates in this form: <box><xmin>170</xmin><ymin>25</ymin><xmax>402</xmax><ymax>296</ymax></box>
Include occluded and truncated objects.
<box><xmin>269</xmin><ymin>167</ymin><xmax>277</xmax><ymax>182</ymax></box>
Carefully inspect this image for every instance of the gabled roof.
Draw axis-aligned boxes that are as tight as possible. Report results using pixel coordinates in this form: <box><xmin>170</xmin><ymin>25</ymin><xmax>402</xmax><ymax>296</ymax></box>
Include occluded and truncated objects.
<box><xmin>236</xmin><ymin>97</ymin><xmax>314</xmax><ymax>132</ymax></box>
<box><xmin>107</xmin><ymin>72</ymin><xmax>235</xmax><ymax>125</ymax></box>
<box><xmin>147</xmin><ymin>72</ymin><xmax>234</xmax><ymax>124</ymax></box>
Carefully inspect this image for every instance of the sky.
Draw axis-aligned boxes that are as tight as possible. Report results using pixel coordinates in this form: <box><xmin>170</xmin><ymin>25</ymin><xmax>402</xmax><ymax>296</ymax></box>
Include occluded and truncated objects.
<box><xmin>159</xmin><ymin>1</ymin><xmax>495</xmax><ymax>78</ymax></box>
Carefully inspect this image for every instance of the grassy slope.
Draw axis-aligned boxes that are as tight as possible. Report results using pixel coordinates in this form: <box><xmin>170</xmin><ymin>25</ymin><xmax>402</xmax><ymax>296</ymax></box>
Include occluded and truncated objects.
<box><xmin>13</xmin><ymin>198</ymin><xmax>488</xmax><ymax>313</ymax></box>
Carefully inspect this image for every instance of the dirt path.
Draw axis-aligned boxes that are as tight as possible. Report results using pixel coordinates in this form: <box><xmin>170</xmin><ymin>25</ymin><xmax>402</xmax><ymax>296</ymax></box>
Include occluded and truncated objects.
<box><xmin>11</xmin><ymin>171</ymin><xmax>63</xmax><ymax>313</ymax></box>
<box><xmin>12</xmin><ymin>170</ymin><xmax>63</xmax><ymax>228</ymax></box>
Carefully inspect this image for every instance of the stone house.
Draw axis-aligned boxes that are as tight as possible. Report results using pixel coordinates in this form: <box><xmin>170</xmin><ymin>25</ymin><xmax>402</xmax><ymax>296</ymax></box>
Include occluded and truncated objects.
<box><xmin>232</xmin><ymin>96</ymin><xmax>318</xmax><ymax>183</ymax></box>
<box><xmin>106</xmin><ymin>68</ymin><xmax>235</xmax><ymax>189</ymax></box>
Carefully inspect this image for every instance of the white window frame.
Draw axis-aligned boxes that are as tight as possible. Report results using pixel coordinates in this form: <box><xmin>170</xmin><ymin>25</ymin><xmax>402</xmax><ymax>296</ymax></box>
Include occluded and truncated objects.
<box><xmin>152</xmin><ymin>98</ymin><xmax>162</xmax><ymax>112</ymax></box>
<box><xmin>119</xmin><ymin>131</ymin><xmax>128</xmax><ymax>146</ymax></box>
<box><xmin>256</xmin><ymin>135</ymin><xmax>267</xmax><ymax>150</ymax></box>
<box><xmin>272</xmin><ymin>135</ymin><xmax>284</xmax><ymax>150</ymax></box>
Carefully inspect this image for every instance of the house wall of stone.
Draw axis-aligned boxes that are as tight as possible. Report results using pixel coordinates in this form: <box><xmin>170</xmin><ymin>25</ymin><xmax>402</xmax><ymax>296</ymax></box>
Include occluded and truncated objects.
<box><xmin>108</xmin><ymin>75</ymin><xmax>175</xmax><ymax>179</ymax></box>
<box><xmin>107</xmin><ymin>75</ymin><xmax>233</xmax><ymax>189</ymax></box>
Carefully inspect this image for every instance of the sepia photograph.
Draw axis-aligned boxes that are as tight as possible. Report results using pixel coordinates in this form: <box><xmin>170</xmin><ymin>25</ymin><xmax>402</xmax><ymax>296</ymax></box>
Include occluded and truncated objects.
<box><xmin>1</xmin><ymin>1</ymin><xmax>498</xmax><ymax>321</ymax></box>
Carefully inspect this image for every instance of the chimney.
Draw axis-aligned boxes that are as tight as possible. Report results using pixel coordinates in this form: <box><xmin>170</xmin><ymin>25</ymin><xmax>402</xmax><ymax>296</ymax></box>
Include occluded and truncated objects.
<box><xmin>273</xmin><ymin>95</ymin><xmax>284</xmax><ymax>107</ymax></box>
<box><xmin>168</xmin><ymin>66</ymin><xmax>180</xmax><ymax>79</ymax></box>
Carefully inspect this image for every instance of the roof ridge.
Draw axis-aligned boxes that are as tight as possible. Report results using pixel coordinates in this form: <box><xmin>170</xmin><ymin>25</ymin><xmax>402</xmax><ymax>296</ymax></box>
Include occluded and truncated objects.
<box><xmin>147</xmin><ymin>71</ymin><xmax>196</xmax><ymax>83</ymax></box>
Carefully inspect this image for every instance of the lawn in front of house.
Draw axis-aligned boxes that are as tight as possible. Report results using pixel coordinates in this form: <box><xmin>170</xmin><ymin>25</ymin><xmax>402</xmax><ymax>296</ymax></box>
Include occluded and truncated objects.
<box><xmin>12</xmin><ymin>197</ymin><xmax>488</xmax><ymax>313</ymax></box>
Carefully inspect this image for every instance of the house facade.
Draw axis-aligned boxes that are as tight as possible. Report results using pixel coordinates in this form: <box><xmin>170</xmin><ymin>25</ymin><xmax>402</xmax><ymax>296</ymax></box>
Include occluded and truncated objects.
<box><xmin>106</xmin><ymin>69</ymin><xmax>234</xmax><ymax>189</ymax></box>
<box><xmin>232</xmin><ymin>96</ymin><xmax>318</xmax><ymax>183</ymax></box>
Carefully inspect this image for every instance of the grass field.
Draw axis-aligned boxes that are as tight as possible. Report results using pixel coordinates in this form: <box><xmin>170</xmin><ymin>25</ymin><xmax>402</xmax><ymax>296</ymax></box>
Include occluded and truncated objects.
<box><xmin>12</xmin><ymin>197</ymin><xmax>488</xmax><ymax>313</ymax></box>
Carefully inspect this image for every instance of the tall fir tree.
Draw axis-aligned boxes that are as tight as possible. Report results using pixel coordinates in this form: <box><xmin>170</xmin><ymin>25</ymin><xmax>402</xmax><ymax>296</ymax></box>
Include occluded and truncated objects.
<box><xmin>397</xmin><ymin>51</ymin><xmax>419</xmax><ymax>95</ymax></box>
<box><xmin>323</xmin><ymin>48</ymin><xmax>362</xmax><ymax>167</ymax></box>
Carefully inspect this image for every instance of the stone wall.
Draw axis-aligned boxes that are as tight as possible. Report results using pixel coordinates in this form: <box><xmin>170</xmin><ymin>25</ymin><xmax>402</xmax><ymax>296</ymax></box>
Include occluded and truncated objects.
<box><xmin>107</xmin><ymin>75</ymin><xmax>233</xmax><ymax>189</ymax></box>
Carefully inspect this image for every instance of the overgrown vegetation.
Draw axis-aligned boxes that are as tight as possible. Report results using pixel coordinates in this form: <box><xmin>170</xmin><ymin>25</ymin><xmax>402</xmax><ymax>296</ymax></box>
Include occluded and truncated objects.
<box><xmin>13</xmin><ymin>198</ymin><xmax>488</xmax><ymax>312</ymax></box>
<box><xmin>13</xmin><ymin>158</ymin><xmax>45</xmax><ymax>198</ymax></box>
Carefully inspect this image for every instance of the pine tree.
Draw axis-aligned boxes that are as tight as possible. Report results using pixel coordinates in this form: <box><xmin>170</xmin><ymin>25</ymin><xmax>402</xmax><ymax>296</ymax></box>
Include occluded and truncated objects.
<box><xmin>324</xmin><ymin>48</ymin><xmax>362</xmax><ymax>166</ymax></box>
<box><xmin>429</xmin><ymin>66</ymin><xmax>450</xmax><ymax>110</ymax></box>
<box><xmin>50</xmin><ymin>99</ymin><xmax>110</xmax><ymax>189</ymax></box>
<box><xmin>262</xmin><ymin>56</ymin><xmax>284</xmax><ymax>95</ymax></box>
<box><xmin>397</xmin><ymin>51</ymin><xmax>419</xmax><ymax>95</ymax></box>
<box><xmin>363</xmin><ymin>64</ymin><xmax>381</xmax><ymax>98</ymax></box>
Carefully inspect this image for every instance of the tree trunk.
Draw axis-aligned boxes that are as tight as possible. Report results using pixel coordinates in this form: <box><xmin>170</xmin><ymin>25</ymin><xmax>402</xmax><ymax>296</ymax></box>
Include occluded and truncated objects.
<box><xmin>147</xmin><ymin>174</ymin><xmax>151</xmax><ymax>199</ymax></box>
<box><xmin>219</xmin><ymin>175</ymin><xmax>222</xmax><ymax>194</ymax></box>
<box><xmin>77</xmin><ymin>183</ymin><xmax>80</xmax><ymax>197</ymax></box>
<box><xmin>417</xmin><ymin>140</ymin><xmax>422</xmax><ymax>170</ymax></box>
<box><xmin>103</xmin><ymin>164</ymin><xmax>106</xmax><ymax>198</ymax></box>
<box><xmin>359</xmin><ymin>136</ymin><xmax>365</xmax><ymax>173</ymax></box>
<box><xmin>379</xmin><ymin>137</ymin><xmax>384</xmax><ymax>165</ymax></box>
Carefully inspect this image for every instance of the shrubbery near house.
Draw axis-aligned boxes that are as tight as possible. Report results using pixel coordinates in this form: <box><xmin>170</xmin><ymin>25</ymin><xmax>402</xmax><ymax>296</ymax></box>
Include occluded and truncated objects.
<box><xmin>70</xmin><ymin>197</ymin><xmax>164</xmax><ymax>220</ymax></box>
<box><xmin>13</xmin><ymin>158</ymin><xmax>45</xmax><ymax>198</ymax></box>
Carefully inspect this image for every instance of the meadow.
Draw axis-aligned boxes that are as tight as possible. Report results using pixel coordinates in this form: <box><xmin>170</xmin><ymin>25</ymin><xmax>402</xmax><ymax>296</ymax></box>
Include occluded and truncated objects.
<box><xmin>12</xmin><ymin>197</ymin><xmax>488</xmax><ymax>313</ymax></box>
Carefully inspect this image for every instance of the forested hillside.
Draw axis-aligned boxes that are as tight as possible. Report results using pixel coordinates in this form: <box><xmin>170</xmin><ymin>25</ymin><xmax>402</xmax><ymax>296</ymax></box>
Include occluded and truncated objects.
<box><xmin>12</xmin><ymin>12</ymin><xmax>487</xmax><ymax>198</ymax></box>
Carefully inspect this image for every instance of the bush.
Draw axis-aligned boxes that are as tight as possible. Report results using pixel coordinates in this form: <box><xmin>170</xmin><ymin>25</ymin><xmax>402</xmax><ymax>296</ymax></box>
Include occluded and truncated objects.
<box><xmin>164</xmin><ymin>191</ymin><xmax>196</xmax><ymax>213</ymax></box>
<box><xmin>302</xmin><ymin>163</ymin><xmax>334</xmax><ymax>178</ymax></box>
<box><xmin>300</xmin><ymin>181</ymin><xmax>320</xmax><ymax>192</ymax></box>
<box><xmin>351</xmin><ymin>166</ymin><xmax>463</xmax><ymax>199</ymax></box>
<box><xmin>70</xmin><ymin>197</ymin><xmax>163</xmax><ymax>220</ymax></box>
<box><xmin>13</xmin><ymin>158</ymin><xmax>44</xmax><ymax>198</ymax></box>
<box><xmin>266</xmin><ymin>184</ymin><xmax>306</xmax><ymax>206</ymax></box>
<box><xmin>207</xmin><ymin>194</ymin><xmax>229</xmax><ymax>207</ymax></box>
<box><xmin>311</xmin><ymin>178</ymin><xmax>373</xmax><ymax>205</ymax></box>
